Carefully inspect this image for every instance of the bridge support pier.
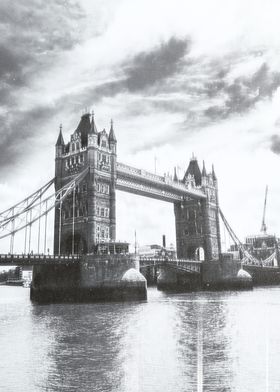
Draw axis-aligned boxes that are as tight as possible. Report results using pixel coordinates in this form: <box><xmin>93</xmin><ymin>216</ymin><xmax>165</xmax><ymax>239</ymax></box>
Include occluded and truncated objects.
<box><xmin>30</xmin><ymin>254</ymin><xmax>147</xmax><ymax>303</ymax></box>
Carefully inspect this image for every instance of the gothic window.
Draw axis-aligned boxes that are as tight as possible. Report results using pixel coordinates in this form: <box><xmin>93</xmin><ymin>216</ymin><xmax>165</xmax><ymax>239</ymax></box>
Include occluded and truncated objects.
<box><xmin>101</xmin><ymin>140</ymin><xmax>107</xmax><ymax>148</ymax></box>
<box><xmin>72</xmin><ymin>143</ymin><xmax>75</xmax><ymax>152</ymax></box>
<box><xmin>76</xmin><ymin>142</ymin><xmax>80</xmax><ymax>150</ymax></box>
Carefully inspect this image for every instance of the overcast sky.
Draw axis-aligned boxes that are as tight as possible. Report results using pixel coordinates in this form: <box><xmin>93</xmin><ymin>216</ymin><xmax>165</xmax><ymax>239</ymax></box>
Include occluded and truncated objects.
<box><xmin>1</xmin><ymin>0</ymin><xmax>280</xmax><ymax>251</ymax></box>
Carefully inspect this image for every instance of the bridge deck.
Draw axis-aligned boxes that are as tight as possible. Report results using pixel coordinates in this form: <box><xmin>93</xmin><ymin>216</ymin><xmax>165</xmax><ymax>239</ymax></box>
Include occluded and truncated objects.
<box><xmin>116</xmin><ymin>162</ymin><xmax>206</xmax><ymax>202</ymax></box>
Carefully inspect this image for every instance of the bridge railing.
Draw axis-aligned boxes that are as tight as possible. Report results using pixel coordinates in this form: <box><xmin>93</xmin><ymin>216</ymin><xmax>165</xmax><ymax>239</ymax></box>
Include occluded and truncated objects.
<box><xmin>0</xmin><ymin>253</ymin><xmax>81</xmax><ymax>265</ymax></box>
<box><xmin>139</xmin><ymin>257</ymin><xmax>202</xmax><ymax>273</ymax></box>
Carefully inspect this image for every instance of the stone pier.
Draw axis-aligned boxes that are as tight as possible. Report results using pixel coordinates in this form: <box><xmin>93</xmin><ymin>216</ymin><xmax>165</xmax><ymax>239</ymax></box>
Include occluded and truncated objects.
<box><xmin>31</xmin><ymin>254</ymin><xmax>147</xmax><ymax>303</ymax></box>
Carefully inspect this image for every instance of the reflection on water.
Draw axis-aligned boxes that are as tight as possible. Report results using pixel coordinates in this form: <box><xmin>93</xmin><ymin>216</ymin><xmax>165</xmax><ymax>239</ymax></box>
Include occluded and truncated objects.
<box><xmin>1</xmin><ymin>287</ymin><xmax>280</xmax><ymax>391</ymax></box>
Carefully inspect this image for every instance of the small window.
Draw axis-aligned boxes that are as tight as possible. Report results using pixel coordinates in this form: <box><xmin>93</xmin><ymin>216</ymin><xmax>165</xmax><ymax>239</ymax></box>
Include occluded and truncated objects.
<box><xmin>101</xmin><ymin>140</ymin><xmax>107</xmax><ymax>148</ymax></box>
<box><xmin>101</xmin><ymin>208</ymin><xmax>104</xmax><ymax>217</ymax></box>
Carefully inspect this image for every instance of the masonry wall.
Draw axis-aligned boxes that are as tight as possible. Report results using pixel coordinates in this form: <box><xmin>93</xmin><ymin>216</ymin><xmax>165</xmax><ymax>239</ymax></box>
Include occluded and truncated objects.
<box><xmin>30</xmin><ymin>254</ymin><xmax>147</xmax><ymax>303</ymax></box>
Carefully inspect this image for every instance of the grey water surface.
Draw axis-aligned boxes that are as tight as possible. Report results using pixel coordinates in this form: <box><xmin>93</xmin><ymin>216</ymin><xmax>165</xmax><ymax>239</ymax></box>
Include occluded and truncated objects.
<box><xmin>1</xmin><ymin>286</ymin><xmax>280</xmax><ymax>392</ymax></box>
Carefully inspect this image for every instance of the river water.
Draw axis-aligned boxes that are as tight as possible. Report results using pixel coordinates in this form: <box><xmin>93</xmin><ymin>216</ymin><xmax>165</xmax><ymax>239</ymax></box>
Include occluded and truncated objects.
<box><xmin>1</xmin><ymin>286</ymin><xmax>280</xmax><ymax>392</ymax></box>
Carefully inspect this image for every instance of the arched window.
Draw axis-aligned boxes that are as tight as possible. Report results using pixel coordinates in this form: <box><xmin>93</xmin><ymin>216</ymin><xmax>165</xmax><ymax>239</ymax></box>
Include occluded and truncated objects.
<box><xmin>72</xmin><ymin>143</ymin><xmax>75</xmax><ymax>152</ymax></box>
<box><xmin>101</xmin><ymin>139</ymin><xmax>107</xmax><ymax>148</ymax></box>
<box><xmin>76</xmin><ymin>142</ymin><xmax>80</xmax><ymax>150</ymax></box>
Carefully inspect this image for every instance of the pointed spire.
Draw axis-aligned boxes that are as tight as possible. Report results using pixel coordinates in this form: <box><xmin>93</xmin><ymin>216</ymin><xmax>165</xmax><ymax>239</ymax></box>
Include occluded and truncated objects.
<box><xmin>212</xmin><ymin>164</ymin><xmax>217</xmax><ymax>181</ymax></box>
<box><xmin>89</xmin><ymin>110</ymin><xmax>98</xmax><ymax>134</ymax></box>
<box><xmin>183</xmin><ymin>156</ymin><xmax>201</xmax><ymax>186</ymax></box>
<box><xmin>109</xmin><ymin>119</ymin><xmax>117</xmax><ymax>142</ymax></box>
<box><xmin>56</xmin><ymin>124</ymin><xmax>65</xmax><ymax>146</ymax></box>
<box><xmin>173</xmin><ymin>167</ymin><xmax>178</xmax><ymax>181</ymax></box>
<box><xmin>202</xmin><ymin>160</ymin><xmax>207</xmax><ymax>177</ymax></box>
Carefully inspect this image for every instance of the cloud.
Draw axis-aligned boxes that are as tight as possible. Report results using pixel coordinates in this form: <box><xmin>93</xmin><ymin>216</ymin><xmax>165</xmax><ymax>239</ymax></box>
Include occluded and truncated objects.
<box><xmin>0</xmin><ymin>0</ymin><xmax>86</xmax><ymax>170</ymax></box>
<box><xmin>0</xmin><ymin>105</ymin><xmax>61</xmax><ymax>170</ymax></box>
<box><xmin>270</xmin><ymin>134</ymin><xmax>280</xmax><ymax>155</ymax></box>
<box><xmin>49</xmin><ymin>36</ymin><xmax>191</xmax><ymax>124</ymax></box>
<box><xmin>124</xmin><ymin>37</ymin><xmax>190</xmax><ymax>91</ymax></box>
<box><xmin>204</xmin><ymin>62</ymin><xmax>280</xmax><ymax>122</ymax></box>
<box><xmin>0</xmin><ymin>0</ymin><xmax>85</xmax><ymax>106</ymax></box>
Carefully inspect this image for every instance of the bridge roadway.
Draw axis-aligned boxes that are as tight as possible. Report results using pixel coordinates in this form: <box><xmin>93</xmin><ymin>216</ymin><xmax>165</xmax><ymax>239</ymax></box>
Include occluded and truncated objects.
<box><xmin>140</xmin><ymin>257</ymin><xmax>201</xmax><ymax>274</ymax></box>
<box><xmin>116</xmin><ymin>162</ymin><xmax>206</xmax><ymax>202</ymax></box>
<box><xmin>0</xmin><ymin>253</ymin><xmax>202</xmax><ymax>274</ymax></box>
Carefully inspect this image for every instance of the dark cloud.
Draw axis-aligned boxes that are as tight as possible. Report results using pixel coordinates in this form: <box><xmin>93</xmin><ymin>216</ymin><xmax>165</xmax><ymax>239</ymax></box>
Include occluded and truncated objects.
<box><xmin>270</xmin><ymin>135</ymin><xmax>280</xmax><ymax>155</ymax></box>
<box><xmin>0</xmin><ymin>0</ymin><xmax>85</xmax><ymax>105</ymax></box>
<box><xmin>124</xmin><ymin>37</ymin><xmax>190</xmax><ymax>91</ymax></box>
<box><xmin>204</xmin><ymin>62</ymin><xmax>280</xmax><ymax>121</ymax></box>
<box><xmin>79</xmin><ymin>36</ymin><xmax>191</xmax><ymax>104</ymax></box>
<box><xmin>0</xmin><ymin>105</ymin><xmax>61</xmax><ymax>169</ymax></box>
<box><xmin>0</xmin><ymin>1</ymin><xmax>86</xmax><ymax>170</ymax></box>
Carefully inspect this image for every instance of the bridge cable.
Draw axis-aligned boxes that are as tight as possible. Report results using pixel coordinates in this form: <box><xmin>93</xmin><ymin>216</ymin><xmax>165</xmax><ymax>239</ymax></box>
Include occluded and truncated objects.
<box><xmin>0</xmin><ymin>167</ymin><xmax>89</xmax><ymax>242</ymax></box>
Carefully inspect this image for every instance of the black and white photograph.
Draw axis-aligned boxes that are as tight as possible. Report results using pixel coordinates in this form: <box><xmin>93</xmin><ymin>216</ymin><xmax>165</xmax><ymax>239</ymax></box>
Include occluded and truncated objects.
<box><xmin>0</xmin><ymin>1</ymin><xmax>280</xmax><ymax>391</ymax></box>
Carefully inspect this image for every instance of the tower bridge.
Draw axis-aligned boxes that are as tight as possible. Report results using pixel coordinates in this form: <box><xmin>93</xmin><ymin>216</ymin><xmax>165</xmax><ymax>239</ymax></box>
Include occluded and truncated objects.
<box><xmin>0</xmin><ymin>111</ymin><xmax>256</xmax><ymax>301</ymax></box>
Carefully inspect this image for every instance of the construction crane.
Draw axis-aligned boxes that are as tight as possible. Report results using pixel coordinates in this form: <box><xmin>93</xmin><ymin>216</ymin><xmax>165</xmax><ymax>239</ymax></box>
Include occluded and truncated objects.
<box><xmin>260</xmin><ymin>185</ymin><xmax>268</xmax><ymax>234</ymax></box>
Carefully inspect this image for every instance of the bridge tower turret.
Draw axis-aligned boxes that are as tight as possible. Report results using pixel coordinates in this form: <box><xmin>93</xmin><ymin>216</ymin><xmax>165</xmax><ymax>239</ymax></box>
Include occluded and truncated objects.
<box><xmin>53</xmin><ymin>111</ymin><xmax>117</xmax><ymax>255</ymax></box>
<box><xmin>174</xmin><ymin>157</ymin><xmax>221</xmax><ymax>261</ymax></box>
<box><xmin>109</xmin><ymin>119</ymin><xmax>117</xmax><ymax>240</ymax></box>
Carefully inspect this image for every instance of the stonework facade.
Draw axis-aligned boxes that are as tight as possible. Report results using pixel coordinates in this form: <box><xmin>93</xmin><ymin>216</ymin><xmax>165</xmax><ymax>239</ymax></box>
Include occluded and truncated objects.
<box><xmin>54</xmin><ymin>113</ymin><xmax>117</xmax><ymax>255</ymax></box>
<box><xmin>174</xmin><ymin>159</ymin><xmax>221</xmax><ymax>261</ymax></box>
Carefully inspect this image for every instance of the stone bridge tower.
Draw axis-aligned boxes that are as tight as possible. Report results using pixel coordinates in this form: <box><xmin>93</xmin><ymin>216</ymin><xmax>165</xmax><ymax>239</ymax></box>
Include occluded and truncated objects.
<box><xmin>174</xmin><ymin>157</ymin><xmax>221</xmax><ymax>261</ymax></box>
<box><xmin>54</xmin><ymin>112</ymin><xmax>117</xmax><ymax>255</ymax></box>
